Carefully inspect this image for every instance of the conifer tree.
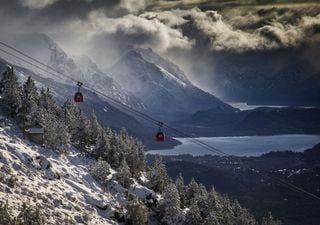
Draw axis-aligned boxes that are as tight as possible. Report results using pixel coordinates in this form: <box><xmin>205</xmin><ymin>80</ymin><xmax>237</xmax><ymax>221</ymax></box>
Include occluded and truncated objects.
<box><xmin>148</xmin><ymin>156</ymin><xmax>170</xmax><ymax>193</ymax></box>
<box><xmin>261</xmin><ymin>212</ymin><xmax>282</xmax><ymax>225</ymax></box>
<box><xmin>1</xmin><ymin>67</ymin><xmax>22</xmax><ymax>117</ymax></box>
<box><xmin>186</xmin><ymin>178</ymin><xmax>200</xmax><ymax>206</ymax></box>
<box><xmin>125</xmin><ymin>138</ymin><xmax>146</xmax><ymax>176</ymax></box>
<box><xmin>175</xmin><ymin>173</ymin><xmax>187</xmax><ymax>207</ymax></box>
<box><xmin>108</xmin><ymin>133</ymin><xmax>122</xmax><ymax>168</ymax></box>
<box><xmin>90</xmin><ymin>159</ymin><xmax>111</xmax><ymax>186</ymax></box>
<box><xmin>116</xmin><ymin>159</ymin><xmax>133</xmax><ymax>188</ymax></box>
<box><xmin>38</xmin><ymin>88</ymin><xmax>58</xmax><ymax>114</ymax></box>
<box><xmin>158</xmin><ymin>183</ymin><xmax>185</xmax><ymax>225</ymax></box>
<box><xmin>43</xmin><ymin>112</ymin><xmax>70</xmax><ymax>154</ymax></box>
<box><xmin>203</xmin><ymin>211</ymin><xmax>220</xmax><ymax>225</ymax></box>
<box><xmin>94</xmin><ymin>129</ymin><xmax>111</xmax><ymax>159</ymax></box>
<box><xmin>133</xmin><ymin>139</ymin><xmax>147</xmax><ymax>175</ymax></box>
<box><xmin>184</xmin><ymin>203</ymin><xmax>202</xmax><ymax>225</ymax></box>
<box><xmin>88</xmin><ymin>110</ymin><xmax>101</xmax><ymax>142</ymax></box>
<box><xmin>127</xmin><ymin>198</ymin><xmax>149</xmax><ymax>225</ymax></box>
<box><xmin>62</xmin><ymin>99</ymin><xmax>82</xmax><ymax>140</ymax></box>
<box><xmin>21</xmin><ymin>76</ymin><xmax>39</xmax><ymax>127</ymax></box>
<box><xmin>77</xmin><ymin>116</ymin><xmax>92</xmax><ymax>154</ymax></box>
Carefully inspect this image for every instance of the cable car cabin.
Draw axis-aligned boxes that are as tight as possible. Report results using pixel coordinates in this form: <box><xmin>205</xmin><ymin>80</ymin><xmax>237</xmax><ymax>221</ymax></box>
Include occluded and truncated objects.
<box><xmin>74</xmin><ymin>92</ymin><xmax>83</xmax><ymax>103</ymax></box>
<box><xmin>74</xmin><ymin>81</ymin><xmax>84</xmax><ymax>103</ymax></box>
<box><xmin>155</xmin><ymin>131</ymin><xmax>165</xmax><ymax>142</ymax></box>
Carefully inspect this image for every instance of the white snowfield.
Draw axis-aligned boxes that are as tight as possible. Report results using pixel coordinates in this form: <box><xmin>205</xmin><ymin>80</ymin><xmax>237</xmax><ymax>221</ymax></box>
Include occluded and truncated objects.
<box><xmin>0</xmin><ymin>118</ymin><xmax>154</xmax><ymax>225</ymax></box>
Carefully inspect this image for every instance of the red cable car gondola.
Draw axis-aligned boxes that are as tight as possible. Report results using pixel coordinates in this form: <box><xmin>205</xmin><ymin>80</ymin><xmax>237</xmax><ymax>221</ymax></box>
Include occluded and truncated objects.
<box><xmin>74</xmin><ymin>81</ymin><xmax>84</xmax><ymax>103</ymax></box>
<box><xmin>155</xmin><ymin>122</ymin><xmax>165</xmax><ymax>142</ymax></box>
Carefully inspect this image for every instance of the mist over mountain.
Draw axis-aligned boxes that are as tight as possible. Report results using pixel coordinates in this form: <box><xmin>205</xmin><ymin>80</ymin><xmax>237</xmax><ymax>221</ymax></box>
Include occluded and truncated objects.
<box><xmin>6</xmin><ymin>33</ymin><xmax>145</xmax><ymax>110</ymax></box>
<box><xmin>108</xmin><ymin>48</ymin><xmax>235</xmax><ymax>114</ymax></box>
<box><xmin>176</xmin><ymin>46</ymin><xmax>320</xmax><ymax>106</ymax></box>
<box><xmin>0</xmin><ymin>57</ymin><xmax>147</xmax><ymax>136</ymax></box>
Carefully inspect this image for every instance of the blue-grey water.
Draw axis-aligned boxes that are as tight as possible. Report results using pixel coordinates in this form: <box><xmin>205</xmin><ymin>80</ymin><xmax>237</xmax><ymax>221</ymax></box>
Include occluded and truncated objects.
<box><xmin>147</xmin><ymin>135</ymin><xmax>320</xmax><ymax>157</ymax></box>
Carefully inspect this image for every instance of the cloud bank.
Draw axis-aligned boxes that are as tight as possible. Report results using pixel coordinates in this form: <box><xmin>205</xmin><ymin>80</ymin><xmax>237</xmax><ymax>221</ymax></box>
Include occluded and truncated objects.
<box><xmin>0</xmin><ymin>0</ymin><xmax>319</xmax><ymax>68</ymax></box>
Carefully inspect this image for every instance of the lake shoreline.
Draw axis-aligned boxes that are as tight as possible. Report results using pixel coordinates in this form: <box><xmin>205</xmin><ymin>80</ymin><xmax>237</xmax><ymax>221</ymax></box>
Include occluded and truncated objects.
<box><xmin>147</xmin><ymin>134</ymin><xmax>320</xmax><ymax>157</ymax></box>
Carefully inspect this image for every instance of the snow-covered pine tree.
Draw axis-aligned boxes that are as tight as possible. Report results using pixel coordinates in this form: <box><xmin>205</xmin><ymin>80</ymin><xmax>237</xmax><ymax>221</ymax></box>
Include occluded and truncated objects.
<box><xmin>94</xmin><ymin>129</ymin><xmax>111</xmax><ymax>160</ymax></box>
<box><xmin>261</xmin><ymin>212</ymin><xmax>282</xmax><ymax>225</ymax></box>
<box><xmin>202</xmin><ymin>211</ymin><xmax>220</xmax><ymax>225</ymax></box>
<box><xmin>148</xmin><ymin>156</ymin><xmax>170</xmax><ymax>193</ymax></box>
<box><xmin>43</xmin><ymin>112</ymin><xmax>70</xmax><ymax>154</ymax></box>
<box><xmin>0</xmin><ymin>67</ymin><xmax>22</xmax><ymax>117</ymax></box>
<box><xmin>38</xmin><ymin>88</ymin><xmax>58</xmax><ymax>114</ymax></box>
<box><xmin>207</xmin><ymin>189</ymin><xmax>222</xmax><ymax>213</ymax></box>
<box><xmin>76</xmin><ymin>116</ymin><xmax>92</xmax><ymax>154</ymax></box>
<box><xmin>158</xmin><ymin>183</ymin><xmax>185</xmax><ymax>225</ymax></box>
<box><xmin>116</xmin><ymin>159</ymin><xmax>133</xmax><ymax>188</ymax></box>
<box><xmin>90</xmin><ymin>159</ymin><xmax>111</xmax><ymax>186</ymax></box>
<box><xmin>185</xmin><ymin>178</ymin><xmax>200</xmax><ymax>206</ymax></box>
<box><xmin>108</xmin><ymin>133</ymin><xmax>122</xmax><ymax>168</ymax></box>
<box><xmin>88</xmin><ymin>110</ymin><xmax>101</xmax><ymax>142</ymax></box>
<box><xmin>125</xmin><ymin>138</ymin><xmax>146</xmax><ymax>177</ymax></box>
<box><xmin>175</xmin><ymin>173</ymin><xmax>187</xmax><ymax>208</ymax></box>
<box><xmin>127</xmin><ymin>198</ymin><xmax>149</xmax><ymax>225</ymax></box>
<box><xmin>62</xmin><ymin>99</ymin><xmax>82</xmax><ymax>141</ymax></box>
<box><xmin>184</xmin><ymin>203</ymin><xmax>203</xmax><ymax>225</ymax></box>
<box><xmin>134</xmin><ymin>139</ymin><xmax>147</xmax><ymax>175</ymax></box>
<box><xmin>21</xmin><ymin>76</ymin><xmax>39</xmax><ymax>128</ymax></box>
<box><xmin>194</xmin><ymin>184</ymin><xmax>209</xmax><ymax>219</ymax></box>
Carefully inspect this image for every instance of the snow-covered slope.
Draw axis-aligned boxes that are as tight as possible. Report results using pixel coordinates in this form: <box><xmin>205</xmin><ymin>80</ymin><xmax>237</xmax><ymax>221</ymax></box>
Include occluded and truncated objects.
<box><xmin>0</xmin><ymin>118</ymin><xmax>116</xmax><ymax>224</ymax></box>
<box><xmin>0</xmin><ymin>116</ymin><xmax>155</xmax><ymax>224</ymax></box>
<box><xmin>108</xmin><ymin>49</ymin><xmax>236</xmax><ymax>114</ymax></box>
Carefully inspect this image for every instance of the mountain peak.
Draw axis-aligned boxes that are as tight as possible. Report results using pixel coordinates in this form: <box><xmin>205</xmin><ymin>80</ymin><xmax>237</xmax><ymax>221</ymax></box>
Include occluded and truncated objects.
<box><xmin>109</xmin><ymin>48</ymin><xmax>235</xmax><ymax>114</ymax></box>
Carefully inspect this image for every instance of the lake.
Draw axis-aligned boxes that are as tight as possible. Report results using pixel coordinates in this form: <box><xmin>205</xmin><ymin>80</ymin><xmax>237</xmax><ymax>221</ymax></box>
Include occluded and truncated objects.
<box><xmin>147</xmin><ymin>135</ymin><xmax>320</xmax><ymax>157</ymax></box>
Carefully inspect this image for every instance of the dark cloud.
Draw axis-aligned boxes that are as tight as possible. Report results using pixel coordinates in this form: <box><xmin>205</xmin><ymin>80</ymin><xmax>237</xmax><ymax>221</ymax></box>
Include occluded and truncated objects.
<box><xmin>36</xmin><ymin>0</ymin><xmax>121</xmax><ymax>23</ymax></box>
<box><xmin>0</xmin><ymin>0</ymin><xmax>320</xmax><ymax>72</ymax></box>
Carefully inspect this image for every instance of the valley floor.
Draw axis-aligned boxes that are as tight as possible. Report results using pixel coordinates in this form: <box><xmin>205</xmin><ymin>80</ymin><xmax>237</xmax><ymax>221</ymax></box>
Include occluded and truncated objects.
<box><xmin>147</xmin><ymin>145</ymin><xmax>320</xmax><ymax>225</ymax></box>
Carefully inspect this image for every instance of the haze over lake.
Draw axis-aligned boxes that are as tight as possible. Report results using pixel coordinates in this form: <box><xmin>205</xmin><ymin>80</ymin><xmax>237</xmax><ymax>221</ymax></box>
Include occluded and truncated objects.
<box><xmin>148</xmin><ymin>135</ymin><xmax>320</xmax><ymax>157</ymax></box>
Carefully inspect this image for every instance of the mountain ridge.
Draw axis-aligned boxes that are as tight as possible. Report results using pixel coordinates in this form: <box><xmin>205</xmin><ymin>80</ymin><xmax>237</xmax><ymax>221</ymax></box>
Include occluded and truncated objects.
<box><xmin>108</xmin><ymin>48</ymin><xmax>236</xmax><ymax>114</ymax></box>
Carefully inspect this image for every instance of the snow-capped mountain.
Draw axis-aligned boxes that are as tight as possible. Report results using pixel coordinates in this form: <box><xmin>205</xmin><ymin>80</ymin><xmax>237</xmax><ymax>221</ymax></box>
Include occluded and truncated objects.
<box><xmin>9</xmin><ymin>33</ymin><xmax>144</xmax><ymax>110</ymax></box>
<box><xmin>108</xmin><ymin>48</ymin><xmax>236</xmax><ymax>114</ymax></box>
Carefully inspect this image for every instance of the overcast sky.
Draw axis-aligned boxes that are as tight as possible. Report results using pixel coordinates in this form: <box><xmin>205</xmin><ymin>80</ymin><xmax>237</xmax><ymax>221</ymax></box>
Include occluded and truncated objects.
<box><xmin>0</xmin><ymin>0</ymin><xmax>319</xmax><ymax>93</ymax></box>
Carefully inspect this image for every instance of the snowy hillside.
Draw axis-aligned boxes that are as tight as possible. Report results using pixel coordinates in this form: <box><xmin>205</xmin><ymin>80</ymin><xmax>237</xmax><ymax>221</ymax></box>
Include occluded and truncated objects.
<box><xmin>0</xmin><ymin>116</ymin><xmax>155</xmax><ymax>225</ymax></box>
<box><xmin>0</xmin><ymin>69</ymin><xmax>281</xmax><ymax>225</ymax></box>
<box><xmin>0</xmin><ymin>120</ymin><xmax>113</xmax><ymax>224</ymax></box>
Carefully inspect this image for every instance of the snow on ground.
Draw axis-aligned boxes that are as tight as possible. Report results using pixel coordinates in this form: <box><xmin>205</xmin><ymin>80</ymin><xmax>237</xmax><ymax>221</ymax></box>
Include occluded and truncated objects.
<box><xmin>0</xmin><ymin>118</ymin><xmax>122</xmax><ymax>225</ymax></box>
